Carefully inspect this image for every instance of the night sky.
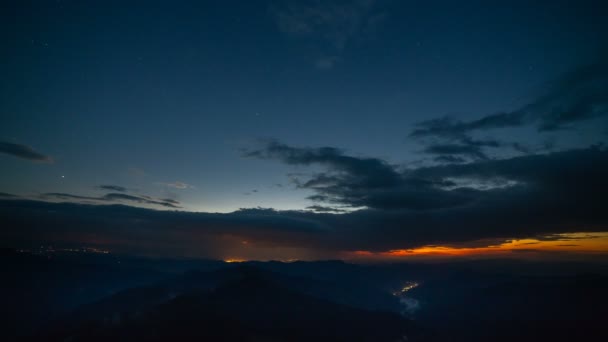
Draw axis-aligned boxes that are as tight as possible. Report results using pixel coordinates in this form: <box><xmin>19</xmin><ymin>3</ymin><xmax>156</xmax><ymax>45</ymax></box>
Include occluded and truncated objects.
<box><xmin>1</xmin><ymin>0</ymin><xmax>607</xmax><ymax>260</ymax></box>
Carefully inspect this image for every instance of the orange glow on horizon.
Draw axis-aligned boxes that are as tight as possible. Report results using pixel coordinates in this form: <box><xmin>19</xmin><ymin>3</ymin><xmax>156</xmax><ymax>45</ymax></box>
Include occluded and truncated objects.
<box><xmin>345</xmin><ymin>232</ymin><xmax>608</xmax><ymax>260</ymax></box>
<box><xmin>224</xmin><ymin>258</ymin><xmax>246</xmax><ymax>263</ymax></box>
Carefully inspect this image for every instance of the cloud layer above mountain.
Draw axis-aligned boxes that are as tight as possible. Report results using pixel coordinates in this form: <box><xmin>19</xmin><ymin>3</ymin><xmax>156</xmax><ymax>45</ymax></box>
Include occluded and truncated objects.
<box><xmin>2</xmin><ymin>144</ymin><xmax>607</xmax><ymax>259</ymax></box>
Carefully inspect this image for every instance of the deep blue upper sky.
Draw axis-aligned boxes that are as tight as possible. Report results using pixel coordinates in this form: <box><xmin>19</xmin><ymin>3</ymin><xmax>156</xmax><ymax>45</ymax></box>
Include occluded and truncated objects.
<box><xmin>1</xmin><ymin>0</ymin><xmax>606</xmax><ymax>212</ymax></box>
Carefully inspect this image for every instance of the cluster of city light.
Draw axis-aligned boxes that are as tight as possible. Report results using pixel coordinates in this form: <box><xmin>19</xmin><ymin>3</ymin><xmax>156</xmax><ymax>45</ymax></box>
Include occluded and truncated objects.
<box><xmin>224</xmin><ymin>258</ymin><xmax>246</xmax><ymax>263</ymax></box>
<box><xmin>223</xmin><ymin>258</ymin><xmax>300</xmax><ymax>263</ymax></box>
<box><xmin>18</xmin><ymin>246</ymin><xmax>110</xmax><ymax>255</ymax></box>
<box><xmin>392</xmin><ymin>282</ymin><xmax>419</xmax><ymax>297</ymax></box>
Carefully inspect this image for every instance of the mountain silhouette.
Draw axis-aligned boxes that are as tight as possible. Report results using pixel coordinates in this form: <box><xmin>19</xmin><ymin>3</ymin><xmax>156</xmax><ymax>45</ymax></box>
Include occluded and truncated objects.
<box><xmin>37</xmin><ymin>265</ymin><xmax>422</xmax><ymax>341</ymax></box>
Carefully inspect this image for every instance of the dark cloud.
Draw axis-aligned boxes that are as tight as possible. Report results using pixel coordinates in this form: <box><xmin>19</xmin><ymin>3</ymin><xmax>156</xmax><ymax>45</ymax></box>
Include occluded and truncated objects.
<box><xmin>96</xmin><ymin>185</ymin><xmax>128</xmax><ymax>192</ymax></box>
<box><xmin>0</xmin><ymin>192</ymin><xmax>18</xmax><ymax>198</ymax></box>
<box><xmin>423</xmin><ymin>142</ymin><xmax>489</xmax><ymax>161</ymax></box>
<box><xmin>247</xmin><ymin>140</ymin><xmax>584</xmax><ymax>214</ymax></box>
<box><xmin>433</xmin><ymin>155</ymin><xmax>467</xmax><ymax>164</ymax></box>
<box><xmin>305</xmin><ymin>205</ymin><xmax>347</xmax><ymax>213</ymax></box>
<box><xmin>244</xmin><ymin>140</ymin><xmax>467</xmax><ymax>210</ymax></box>
<box><xmin>243</xmin><ymin>141</ymin><xmax>608</xmax><ymax>250</ymax></box>
<box><xmin>411</xmin><ymin>113</ymin><xmax>526</xmax><ymax>140</ymax></box>
<box><xmin>412</xmin><ymin>120</ymin><xmax>506</xmax><ymax>162</ymax></box>
<box><xmin>411</xmin><ymin>58</ymin><xmax>608</xmax><ymax>140</ymax></box>
<box><xmin>2</xmin><ymin>143</ymin><xmax>607</xmax><ymax>257</ymax></box>
<box><xmin>0</xmin><ymin>200</ymin><xmax>329</xmax><ymax>258</ymax></box>
<box><xmin>536</xmin><ymin>58</ymin><xmax>608</xmax><ymax>130</ymax></box>
<box><xmin>243</xmin><ymin>189</ymin><xmax>259</xmax><ymax>196</ymax></box>
<box><xmin>42</xmin><ymin>192</ymin><xmax>181</xmax><ymax>209</ymax></box>
<box><xmin>0</xmin><ymin>141</ymin><xmax>53</xmax><ymax>163</ymax></box>
<box><xmin>43</xmin><ymin>193</ymin><xmax>96</xmax><ymax>201</ymax></box>
<box><xmin>532</xmin><ymin>232</ymin><xmax>606</xmax><ymax>241</ymax></box>
<box><xmin>410</xmin><ymin>145</ymin><xmax>608</xmax><ymax>190</ymax></box>
<box><xmin>103</xmin><ymin>193</ymin><xmax>178</xmax><ymax>207</ymax></box>
<box><xmin>244</xmin><ymin>139</ymin><xmax>402</xmax><ymax>186</ymax></box>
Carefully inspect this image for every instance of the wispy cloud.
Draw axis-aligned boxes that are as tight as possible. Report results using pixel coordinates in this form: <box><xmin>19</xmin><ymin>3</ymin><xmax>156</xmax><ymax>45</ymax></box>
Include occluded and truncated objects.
<box><xmin>96</xmin><ymin>185</ymin><xmax>128</xmax><ymax>192</ymax></box>
<box><xmin>314</xmin><ymin>55</ymin><xmax>340</xmax><ymax>69</ymax></box>
<box><xmin>158</xmin><ymin>181</ymin><xmax>193</xmax><ymax>190</ymax></box>
<box><xmin>407</xmin><ymin>57</ymin><xmax>608</xmax><ymax>163</ymax></box>
<box><xmin>271</xmin><ymin>0</ymin><xmax>385</xmax><ymax>68</ymax></box>
<box><xmin>127</xmin><ymin>167</ymin><xmax>147</xmax><ymax>178</ymax></box>
<box><xmin>412</xmin><ymin>58</ymin><xmax>608</xmax><ymax>143</ymax></box>
<box><xmin>42</xmin><ymin>192</ymin><xmax>181</xmax><ymax>208</ymax></box>
<box><xmin>423</xmin><ymin>137</ymin><xmax>501</xmax><ymax>161</ymax></box>
<box><xmin>305</xmin><ymin>205</ymin><xmax>347</xmax><ymax>213</ymax></box>
<box><xmin>0</xmin><ymin>141</ymin><xmax>53</xmax><ymax>163</ymax></box>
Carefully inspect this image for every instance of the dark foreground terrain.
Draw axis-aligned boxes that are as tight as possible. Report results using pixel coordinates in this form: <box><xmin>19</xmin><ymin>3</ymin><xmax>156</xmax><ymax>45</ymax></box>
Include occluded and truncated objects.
<box><xmin>2</xmin><ymin>249</ymin><xmax>607</xmax><ymax>341</ymax></box>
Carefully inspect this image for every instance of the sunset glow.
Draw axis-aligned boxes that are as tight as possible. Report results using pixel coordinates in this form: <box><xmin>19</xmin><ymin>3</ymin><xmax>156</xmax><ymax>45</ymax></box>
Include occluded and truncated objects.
<box><xmin>224</xmin><ymin>259</ymin><xmax>247</xmax><ymax>263</ymax></box>
<box><xmin>346</xmin><ymin>232</ymin><xmax>608</xmax><ymax>260</ymax></box>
